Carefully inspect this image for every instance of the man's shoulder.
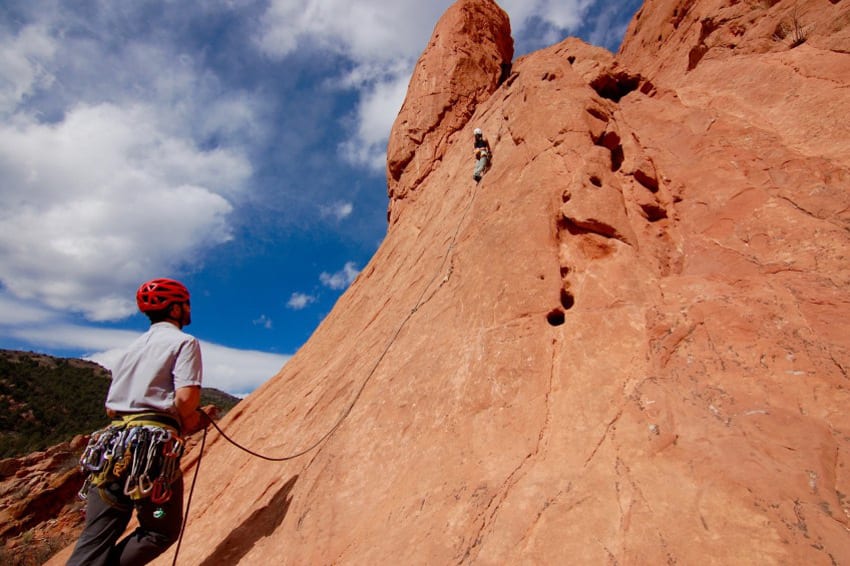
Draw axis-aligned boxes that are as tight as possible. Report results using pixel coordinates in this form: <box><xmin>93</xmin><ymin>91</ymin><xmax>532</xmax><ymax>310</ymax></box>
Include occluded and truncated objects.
<box><xmin>149</xmin><ymin>322</ymin><xmax>198</xmax><ymax>344</ymax></box>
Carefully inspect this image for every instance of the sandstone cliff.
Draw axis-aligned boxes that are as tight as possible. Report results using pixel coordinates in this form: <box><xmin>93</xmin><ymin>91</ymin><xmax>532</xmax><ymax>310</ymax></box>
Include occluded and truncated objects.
<box><xmin>0</xmin><ymin>438</ymin><xmax>87</xmax><ymax>565</ymax></box>
<box><xmin>51</xmin><ymin>0</ymin><xmax>850</xmax><ymax>563</ymax></box>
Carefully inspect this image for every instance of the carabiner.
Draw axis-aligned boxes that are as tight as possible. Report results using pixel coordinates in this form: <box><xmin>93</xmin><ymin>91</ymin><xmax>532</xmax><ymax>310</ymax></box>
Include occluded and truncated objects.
<box><xmin>150</xmin><ymin>478</ymin><xmax>172</xmax><ymax>504</ymax></box>
<box><xmin>78</xmin><ymin>475</ymin><xmax>93</xmax><ymax>501</ymax></box>
<box><xmin>137</xmin><ymin>474</ymin><xmax>155</xmax><ymax>496</ymax></box>
<box><xmin>163</xmin><ymin>437</ymin><xmax>184</xmax><ymax>458</ymax></box>
<box><xmin>124</xmin><ymin>474</ymin><xmax>139</xmax><ymax>497</ymax></box>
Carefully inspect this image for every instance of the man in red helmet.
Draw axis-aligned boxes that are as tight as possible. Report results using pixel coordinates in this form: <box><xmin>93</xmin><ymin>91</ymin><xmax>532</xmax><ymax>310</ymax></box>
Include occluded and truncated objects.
<box><xmin>68</xmin><ymin>278</ymin><xmax>203</xmax><ymax>565</ymax></box>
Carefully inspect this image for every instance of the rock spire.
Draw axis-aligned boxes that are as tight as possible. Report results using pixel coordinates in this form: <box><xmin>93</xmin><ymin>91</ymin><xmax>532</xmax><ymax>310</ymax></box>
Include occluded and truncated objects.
<box><xmin>47</xmin><ymin>0</ymin><xmax>850</xmax><ymax>563</ymax></box>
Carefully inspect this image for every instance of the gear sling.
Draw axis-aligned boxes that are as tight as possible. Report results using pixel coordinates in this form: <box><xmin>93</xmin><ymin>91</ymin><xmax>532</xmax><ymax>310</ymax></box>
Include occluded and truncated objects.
<box><xmin>79</xmin><ymin>412</ymin><xmax>185</xmax><ymax>504</ymax></box>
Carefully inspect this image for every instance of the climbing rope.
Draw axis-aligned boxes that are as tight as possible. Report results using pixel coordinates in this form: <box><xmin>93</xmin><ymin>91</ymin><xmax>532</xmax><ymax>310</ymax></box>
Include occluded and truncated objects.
<box><xmin>171</xmin><ymin>421</ymin><xmax>206</xmax><ymax>566</ymax></box>
<box><xmin>206</xmin><ymin>183</ymin><xmax>478</xmax><ymax>462</ymax></box>
<box><xmin>172</xmin><ymin>180</ymin><xmax>481</xmax><ymax>564</ymax></box>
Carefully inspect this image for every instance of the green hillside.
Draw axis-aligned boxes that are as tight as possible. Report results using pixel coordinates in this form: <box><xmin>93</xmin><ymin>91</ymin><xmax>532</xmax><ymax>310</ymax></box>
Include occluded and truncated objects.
<box><xmin>0</xmin><ymin>349</ymin><xmax>240</xmax><ymax>459</ymax></box>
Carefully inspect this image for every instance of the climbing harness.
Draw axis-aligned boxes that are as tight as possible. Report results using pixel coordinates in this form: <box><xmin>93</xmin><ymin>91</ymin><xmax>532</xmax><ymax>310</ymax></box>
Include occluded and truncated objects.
<box><xmin>78</xmin><ymin>413</ymin><xmax>184</xmax><ymax>503</ymax></box>
<box><xmin>172</xmin><ymin>175</ymin><xmax>482</xmax><ymax>564</ymax></box>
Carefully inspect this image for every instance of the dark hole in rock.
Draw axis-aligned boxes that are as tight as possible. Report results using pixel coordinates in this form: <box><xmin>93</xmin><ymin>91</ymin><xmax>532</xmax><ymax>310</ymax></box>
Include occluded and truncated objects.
<box><xmin>561</xmin><ymin>290</ymin><xmax>575</xmax><ymax>310</ymax></box>
<box><xmin>590</xmin><ymin>71</ymin><xmax>642</xmax><ymax>103</ymax></box>
<box><xmin>641</xmin><ymin>204</ymin><xmax>668</xmax><ymax>222</ymax></box>
<box><xmin>547</xmin><ymin>309</ymin><xmax>566</xmax><ymax>326</ymax></box>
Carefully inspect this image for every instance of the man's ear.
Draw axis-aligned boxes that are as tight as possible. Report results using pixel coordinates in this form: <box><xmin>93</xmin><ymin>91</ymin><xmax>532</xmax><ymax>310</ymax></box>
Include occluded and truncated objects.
<box><xmin>168</xmin><ymin>303</ymin><xmax>182</xmax><ymax>318</ymax></box>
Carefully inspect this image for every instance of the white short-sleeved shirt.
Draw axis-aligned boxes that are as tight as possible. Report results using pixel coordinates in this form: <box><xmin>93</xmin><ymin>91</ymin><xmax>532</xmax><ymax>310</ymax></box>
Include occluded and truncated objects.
<box><xmin>105</xmin><ymin>321</ymin><xmax>203</xmax><ymax>417</ymax></box>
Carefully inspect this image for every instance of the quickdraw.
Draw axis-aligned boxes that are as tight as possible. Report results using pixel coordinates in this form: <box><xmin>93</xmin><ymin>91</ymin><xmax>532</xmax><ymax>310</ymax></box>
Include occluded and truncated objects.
<box><xmin>78</xmin><ymin>417</ymin><xmax>184</xmax><ymax>503</ymax></box>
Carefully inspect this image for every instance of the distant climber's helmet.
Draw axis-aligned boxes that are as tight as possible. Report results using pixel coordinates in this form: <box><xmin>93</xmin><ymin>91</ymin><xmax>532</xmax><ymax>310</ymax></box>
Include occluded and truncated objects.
<box><xmin>474</xmin><ymin>128</ymin><xmax>482</xmax><ymax>136</ymax></box>
<box><xmin>136</xmin><ymin>278</ymin><xmax>191</xmax><ymax>312</ymax></box>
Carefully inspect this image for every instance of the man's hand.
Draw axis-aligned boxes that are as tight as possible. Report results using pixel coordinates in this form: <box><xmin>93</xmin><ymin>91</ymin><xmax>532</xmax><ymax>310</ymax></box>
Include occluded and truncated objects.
<box><xmin>181</xmin><ymin>409</ymin><xmax>203</xmax><ymax>435</ymax></box>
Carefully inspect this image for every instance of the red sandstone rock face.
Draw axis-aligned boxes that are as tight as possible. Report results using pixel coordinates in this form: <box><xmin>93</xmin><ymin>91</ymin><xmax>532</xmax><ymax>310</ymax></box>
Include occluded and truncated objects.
<box><xmin>1</xmin><ymin>438</ymin><xmax>87</xmax><ymax>563</ymax></box>
<box><xmin>386</xmin><ymin>0</ymin><xmax>512</xmax><ymax>220</ymax></box>
<box><xmin>49</xmin><ymin>0</ymin><xmax>850</xmax><ymax>564</ymax></box>
<box><xmin>618</xmin><ymin>0</ymin><xmax>850</xmax><ymax>84</ymax></box>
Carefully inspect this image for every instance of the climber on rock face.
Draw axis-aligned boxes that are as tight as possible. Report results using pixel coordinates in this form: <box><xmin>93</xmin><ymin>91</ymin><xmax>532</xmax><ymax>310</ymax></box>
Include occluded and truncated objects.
<box><xmin>472</xmin><ymin>128</ymin><xmax>491</xmax><ymax>183</ymax></box>
<box><xmin>68</xmin><ymin>278</ymin><xmax>203</xmax><ymax>566</ymax></box>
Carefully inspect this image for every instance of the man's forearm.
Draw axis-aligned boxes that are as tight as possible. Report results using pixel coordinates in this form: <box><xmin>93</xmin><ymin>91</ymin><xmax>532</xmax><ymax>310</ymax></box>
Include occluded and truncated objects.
<box><xmin>174</xmin><ymin>385</ymin><xmax>201</xmax><ymax>432</ymax></box>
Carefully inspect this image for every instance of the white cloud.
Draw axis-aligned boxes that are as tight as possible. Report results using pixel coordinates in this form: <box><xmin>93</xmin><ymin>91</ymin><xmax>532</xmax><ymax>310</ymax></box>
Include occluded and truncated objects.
<box><xmin>194</xmin><ymin>343</ymin><xmax>290</xmax><ymax>397</ymax></box>
<box><xmin>287</xmin><ymin>292</ymin><xmax>317</xmax><ymax>310</ymax></box>
<box><xmin>0</xmin><ymin>24</ymin><xmax>56</xmax><ymax>115</ymax></box>
<box><xmin>256</xmin><ymin>0</ymin><xmax>600</xmax><ymax>63</ymax></box>
<box><xmin>0</xmin><ymin>6</ymin><xmax>266</xmax><ymax>324</ymax></box>
<box><xmin>338</xmin><ymin>65</ymin><xmax>411</xmax><ymax>170</ymax></box>
<box><xmin>499</xmin><ymin>0</ymin><xmax>597</xmax><ymax>34</ymax></box>
<box><xmin>320</xmin><ymin>201</ymin><xmax>354</xmax><ymax>221</ymax></box>
<box><xmin>0</xmin><ymin>103</ymin><xmax>252</xmax><ymax>320</ymax></box>
<box><xmin>10</xmin><ymin>323</ymin><xmax>143</xmax><ymax>353</ymax></box>
<box><xmin>87</xmin><ymin>341</ymin><xmax>289</xmax><ymax>398</ymax></box>
<box><xmin>587</xmin><ymin>2</ymin><xmax>634</xmax><ymax>50</ymax></box>
<box><xmin>256</xmin><ymin>1</ymin><xmax>451</xmax><ymax>62</ymax></box>
<box><xmin>255</xmin><ymin>1</ymin><xmax>448</xmax><ymax>172</ymax></box>
<box><xmin>320</xmin><ymin>261</ymin><xmax>360</xmax><ymax>290</ymax></box>
<box><xmin>252</xmin><ymin>314</ymin><xmax>273</xmax><ymax>329</ymax></box>
<box><xmin>0</xmin><ymin>291</ymin><xmax>56</xmax><ymax>325</ymax></box>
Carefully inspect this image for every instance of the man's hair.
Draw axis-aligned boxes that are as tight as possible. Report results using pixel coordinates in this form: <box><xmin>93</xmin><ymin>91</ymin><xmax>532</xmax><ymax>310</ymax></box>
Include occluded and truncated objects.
<box><xmin>145</xmin><ymin>306</ymin><xmax>173</xmax><ymax>323</ymax></box>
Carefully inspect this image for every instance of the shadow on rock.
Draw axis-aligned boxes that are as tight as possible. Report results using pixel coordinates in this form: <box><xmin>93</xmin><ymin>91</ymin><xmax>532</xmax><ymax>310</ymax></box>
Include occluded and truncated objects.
<box><xmin>199</xmin><ymin>475</ymin><xmax>298</xmax><ymax>565</ymax></box>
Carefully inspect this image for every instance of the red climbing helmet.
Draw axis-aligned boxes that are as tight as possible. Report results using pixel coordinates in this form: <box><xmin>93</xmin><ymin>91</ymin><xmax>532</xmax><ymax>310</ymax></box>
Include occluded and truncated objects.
<box><xmin>136</xmin><ymin>278</ymin><xmax>191</xmax><ymax>312</ymax></box>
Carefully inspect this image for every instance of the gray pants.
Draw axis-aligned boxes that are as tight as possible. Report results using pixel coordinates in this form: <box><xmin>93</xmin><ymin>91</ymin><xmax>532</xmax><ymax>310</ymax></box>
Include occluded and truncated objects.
<box><xmin>473</xmin><ymin>154</ymin><xmax>490</xmax><ymax>181</ymax></box>
<box><xmin>67</xmin><ymin>477</ymin><xmax>183</xmax><ymax>566</ymax></box>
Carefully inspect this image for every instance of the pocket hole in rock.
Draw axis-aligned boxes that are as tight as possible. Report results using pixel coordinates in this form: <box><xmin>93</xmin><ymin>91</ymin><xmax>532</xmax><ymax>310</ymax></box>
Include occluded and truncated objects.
<box><xmin>561</xmin><ymin>289</ymin><xmax>575</xmax><ymax>310</ymax></box>
<box><xmin>547</xmin><ymin>309</ymin><xmax>566</xmax><ymax>326</ymax></box>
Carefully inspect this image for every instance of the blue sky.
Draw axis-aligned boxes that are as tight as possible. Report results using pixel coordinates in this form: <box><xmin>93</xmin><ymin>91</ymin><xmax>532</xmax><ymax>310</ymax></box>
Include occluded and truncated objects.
<box><xmin>0</xmin><ymin>0</ymin><xmax>642</xmax><ymax>396</ymax></box>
